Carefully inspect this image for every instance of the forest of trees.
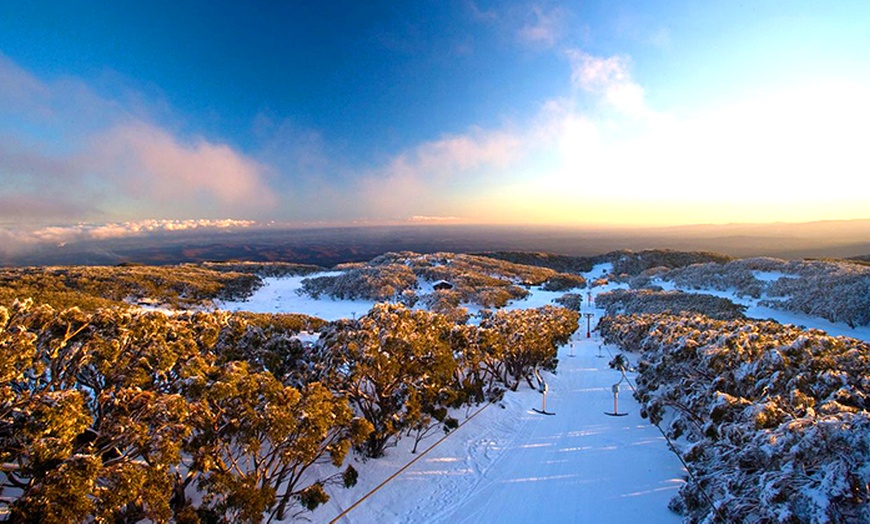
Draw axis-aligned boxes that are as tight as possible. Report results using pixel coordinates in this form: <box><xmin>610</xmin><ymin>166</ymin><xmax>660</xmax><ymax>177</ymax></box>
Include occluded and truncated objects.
<box><xmin>299</xmin><ymin>251</ymin><xmax>586</xmax><ymax>310</ymax></box>
<box><xmin>595</xmin><ymin>289</ymin><xmax>747</xmax><ymax>320</ymax></box>
<box><xmin>606</xmin><ymin>249</ymin><xmax>734</xmax><ymax>278</ymax></box>
<box><xmin>636</xmin><ymin>257</ymin><xmax>870</xmax><ymax>327</ymax></box>
<box><xmin>5</xmin><ymin>250</ymin><xmax>870</xmax><ymax>523</ymax></box>
<box><xmin>0</xmin><ymin>265</ymin><xmax>255</xmax><ymax>311</ymax></box>
<box><xmin>600</xmin><ymin>313</ymin><xmax>870</xmax><ymax>523</ymax></box>
<box><xmin>473</xmin><ymin>251</ymin><xmax>595</xmax><ymax>274</ymax></box>
<box><xmin>0</xmin><ymin>263</ymin><xmax>324</xmax><ymax>313</ymax></box>
<box><xmin>0</xmin><ymin>302</ymin><xmax>362</xmax><ymax>523</ymax></box>
<box><xmin>0</xmin><ymin>297</ymin><xmax>578</xmax><ymax>522</ymax></box>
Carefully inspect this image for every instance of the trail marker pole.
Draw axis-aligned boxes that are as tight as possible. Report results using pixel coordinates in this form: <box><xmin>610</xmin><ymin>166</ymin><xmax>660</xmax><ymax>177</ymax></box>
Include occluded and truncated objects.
<box><xmin>597</xmin><ymin>344</ymin><xmax>604</xmax><ymax>358</ymax></box>
<box><xmin>569</xmin><ymin>342</ymin><xmax>575</xmax><ymax>358</ymax></box>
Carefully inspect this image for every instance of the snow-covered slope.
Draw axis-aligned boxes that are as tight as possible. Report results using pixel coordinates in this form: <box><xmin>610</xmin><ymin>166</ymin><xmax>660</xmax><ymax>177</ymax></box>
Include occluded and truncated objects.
<box><xmin>216</xmin><ymin>261</ymin><xmax>869</xmax><ymax>523</ymax></box>
<box><xmin>317</xmin><ymin>330</ymin><xmax>684</xmax><ymax>523</ymax></box>
<box><xmin>654</xmin><ymin>274</ymin><xmax>870</xmax><ymax>340</ymax></box>
<box><xmin>219</xmin><ymin>273</ymin><xmax>378</xmax><ymax>320</ymax></box>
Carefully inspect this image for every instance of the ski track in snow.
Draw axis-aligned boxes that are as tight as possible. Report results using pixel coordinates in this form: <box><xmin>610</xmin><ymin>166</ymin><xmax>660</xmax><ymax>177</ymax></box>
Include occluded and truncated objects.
<box><xmin>400</xmin><ymin>401</ymin><xmax>534</xmax><ymax>523</ymax></box>
<box><xmin>319</xmin><ymin>326</ymin><xmax>686</xmax><ymax>523</ymax></box>
<box><xmin>216</xmin><ymin>262</ymin><xmax>870</xmax><ymax>523</ymax></box>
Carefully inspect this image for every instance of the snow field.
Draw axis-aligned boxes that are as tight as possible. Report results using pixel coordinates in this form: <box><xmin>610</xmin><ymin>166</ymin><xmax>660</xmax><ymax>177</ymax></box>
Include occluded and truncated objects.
<box><xmin>220</xmin><ymin>264</ymin><xmax>686</xmax><ymax>522</ymax></box>
<box><xmin>219</xmin><ymin>273</ymin><xmax>378</xmax><ymax>320</ymax></box>
<box><xmin>217</xmin><ymin>260</ymin><xmax>869</xmax><ymax>522</ymax></box>
<box><xmin>318</xmin><ymin>328</ymin><xmax>685</xmax><ymax>523</ymax></box>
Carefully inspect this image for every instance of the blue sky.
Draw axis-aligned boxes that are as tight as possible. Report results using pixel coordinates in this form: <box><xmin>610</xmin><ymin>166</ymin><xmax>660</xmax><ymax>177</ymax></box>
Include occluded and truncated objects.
<box><xmin>2</xmin><ymin>1</ymin><xmax>870</xmax><ymax>235</ymax></box>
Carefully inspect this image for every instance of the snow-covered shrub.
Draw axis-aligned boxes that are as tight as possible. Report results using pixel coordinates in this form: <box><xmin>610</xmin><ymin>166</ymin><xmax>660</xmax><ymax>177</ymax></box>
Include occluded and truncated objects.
<box><xmin>653</xmin><ymin>258</ymin><xmax>870</xmax><ymax>326</ymax></box>
<box><xmin>607</xmin><ymin>249</ymin><xmax>733</xmax><ymax>277</ymax></box>
<box><xmin>541</xmin><ymin>273</ymin><xmax>587</xmax><ymax>291</ymax></box>
<box><xmin>554</xmin><ymin>293</ymin><xmax>584</xmax><ymax>311</ymax></box>
<box><xmin>300</xmin><ymin>251</ymin><xmax>542</xmax><ymax>310</ymax></box>
<box><xmin>300</xmin><ymin>263</ymin><xmax>419</xmax><ymax>301</ymax></box>
<box><xmin>0</xmin><ymin>264</ymin><xmax>263</xmax><ymax>310</ymax></box>
<box><xmin>474</xmin><ymin>251</ymin><xmax>595</xmax><ymax>274</ymax></box>
<box><xmin>661</xmin><ymin>260</ymin><xmax>766</xmax><ymax>298</ymax></box>
<box><xmin>596</xmin><ymin>289</ymin><xmax>746</xmax><ymax>320</ymax></box>
<box><xmin>0</xmin><ymin>303</ymin><xmax>365</xmax><ymax>522</ymax></box>
<box><xmin>600</xmin><ymin>313</ymin><xmax>870</xmax><ymax>522</ymax></box>
<box><xmin>763</xmin><ymin>261</ymin><xmax>870</xmax><ymax>328</ymax></box>
<box><xmin>201</xmin><ymin>261</ymin><xmax>324</xmax><ymax>278</ymax></box>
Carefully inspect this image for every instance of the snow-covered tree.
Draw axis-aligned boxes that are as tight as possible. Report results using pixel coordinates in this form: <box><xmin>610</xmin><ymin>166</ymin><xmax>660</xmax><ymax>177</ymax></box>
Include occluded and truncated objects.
<box><xmin>320</xmin><ymin>304</ymin><xmax>460</xmax><ymax>458</ymax></box>
<box><xmin>480</xmin><ymin>306</ymin><xmax>579</xmax><ymax>390</ymax></box>
<box><xmin>185</xmin><ymin>362</ymin><xmax>369</xmax><ymax>522</ymax></box>
<box><xmin>600</xmin><ymin>312</ymin><xmax>870</xmax><ymax>522</ymax></box>
<box><xmin>596</xmin><ymin>288</ymin><xmax>746</xmax><ymax>320</ymax></box>
<box><xmin>1</xmin><ymin>302</ymin><xmax>368</xmax><ymax>522</ymax></box>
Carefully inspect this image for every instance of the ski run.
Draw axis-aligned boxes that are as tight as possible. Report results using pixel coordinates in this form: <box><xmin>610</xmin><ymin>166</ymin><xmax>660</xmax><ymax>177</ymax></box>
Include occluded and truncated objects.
<box><xmin>218</xmin><ymin>262</ymin><xmax>870</xmax><ymax>523</ymax></box>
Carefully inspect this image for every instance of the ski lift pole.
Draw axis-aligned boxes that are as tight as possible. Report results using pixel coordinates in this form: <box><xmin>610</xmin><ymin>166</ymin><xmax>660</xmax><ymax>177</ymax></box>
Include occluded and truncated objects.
<box><xmin>612</xmin><ymin>383</ymin><xmax>619</xmax><ymax>414</ymax></box>
<box><xmin>533</xmin><ymin>367</ymin><xmax>554</xmax><ymax>415</ymax></box>
<box><xmin>542</xmin><ymin>386</ymin><xmax>548</xmax><ymax>413</ymax></box>
<box><xmin>584</xmin><ymin>312</ymin><xmax>594</xmax><ymax>338</ymax></box>
<box><xmin>605</xmin><ymin>373</ymin><xmax>628</xmax><ymax>417</ymax></box>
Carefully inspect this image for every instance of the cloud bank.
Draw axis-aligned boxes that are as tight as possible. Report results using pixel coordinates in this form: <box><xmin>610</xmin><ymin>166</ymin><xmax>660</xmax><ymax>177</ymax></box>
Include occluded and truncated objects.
<box><xmin>0</xmin><ymin>53</ymin><xmax>276</xmax><ymax>224</ymax></box>
<box><xmin>92</xmin><ymin>122</ymin><xmax>276</xmax><ymax>209</ymax></box>
<box><xmin>0</xmin><ymin>219</ymin><xmax>262</xmax><ymax>259</ymax></box>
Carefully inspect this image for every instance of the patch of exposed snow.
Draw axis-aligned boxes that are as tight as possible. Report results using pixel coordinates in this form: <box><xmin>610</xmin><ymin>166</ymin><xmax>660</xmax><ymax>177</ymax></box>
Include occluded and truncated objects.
<box><xmin>217</xmin><ymin>273</ymin><xmax>378</xmax><ymax>321</ymax></box>
<box><xmin>751</xmin><ymin>270</ymin><xmax>794</xmax><ymax>282</ymax></box>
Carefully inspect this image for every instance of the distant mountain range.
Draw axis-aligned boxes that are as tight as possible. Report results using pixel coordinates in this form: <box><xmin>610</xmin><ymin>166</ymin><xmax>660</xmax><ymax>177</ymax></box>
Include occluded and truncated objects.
<box><xmin>3</xmin><ymin>219</ymin><xmax>870</xmax><ymax>267</ymax></box>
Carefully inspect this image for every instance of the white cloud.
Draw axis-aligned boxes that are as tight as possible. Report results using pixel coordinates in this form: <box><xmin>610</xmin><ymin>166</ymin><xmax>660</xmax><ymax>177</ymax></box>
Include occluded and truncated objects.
<box><xmin>500</xmin><ymin>77</ymin><xmax>870</xmax><ymax>225</ymax></box>
<box><xmin>518</xmin><ymin>5</ymin><xmax>566</xmax><ymax>47</ymax></box>
<box><xmin>409</xmin><ymin>215</ymin><xmax>462</xmax><ymax>223</ymax></box>
<box><xmin>0</xmin><ymin>53</ymin><xmax>277</xmax><ymax>224</ymax></box>
<box><xmin>567</xmin><ymin>50</ymin><xmax>649</xmax><ymax>116</ymax></box>
<box><xmin>30</xmin><ymin>219</ymin><xmax>259</xmax><ymax>244</ymax></box>
<box><xmin>350</xmin><ymin>50</ymin><xmax>658</xmax><ymax>223</ymax></box>
<box><xmin>0</xmin><ymin>219</ymin><xmax>262</xmax><ymax>259</ymax></box>
<box><xmin>359</xmin><ymin>127</ymin><xmax>524</xmax><ymax>218</ymax></box>
<box><xmin>90</xmin><ymin>122</ymin><xmax>277</xmax><ymax>210</ymax></box>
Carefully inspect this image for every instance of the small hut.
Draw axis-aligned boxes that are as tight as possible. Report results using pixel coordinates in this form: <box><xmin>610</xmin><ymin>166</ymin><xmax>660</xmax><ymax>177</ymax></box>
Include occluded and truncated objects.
<box><xmin>433</xmin><ymin>280</ymin><xmax>454</xmax><ymax>291</ymax></box>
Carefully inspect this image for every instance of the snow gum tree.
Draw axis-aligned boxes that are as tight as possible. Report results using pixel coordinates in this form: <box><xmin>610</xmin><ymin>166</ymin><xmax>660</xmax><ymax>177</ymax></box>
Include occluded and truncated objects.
<box><xmin>480</xmin><ymin>306</ymin><xmax>579</xmax><ymax>390</ymax></box>
<box><xmin>1</xmin><ymin>302</ymin><xmax>193</xmax><ymax>523</ymax></box>
<box><xmin>207</xmin><ymin>312</ymin><xmax>327</xmax><ymax>388</ymax></box>
<box><xmin>185</xmin><ymin>361</ymin><xmax>370</xmax><ymax>522</ymax></box>
<box><xmin>1</xmin><ymin>301</ymin><xmax>366</xmax><ymax>523</ymax></box>
<box><xmin>444</xmin><ymin>323</ymin><xmax>501</xmax><ymax>403</ymax></box>
<box><xmin>321</xmin><ymin>303</ymin><xmax>459</xmax><ymax>458</ymax></box>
